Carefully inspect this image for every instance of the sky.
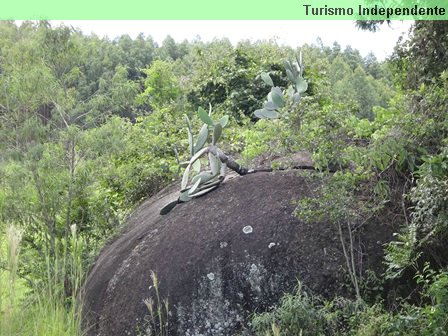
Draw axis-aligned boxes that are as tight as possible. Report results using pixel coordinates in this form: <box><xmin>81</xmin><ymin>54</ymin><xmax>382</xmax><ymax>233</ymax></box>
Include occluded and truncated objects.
<box><xmin>50</xmin><ymin>20</ymin><xmax>413</xmax><ymax>60</ymax></box>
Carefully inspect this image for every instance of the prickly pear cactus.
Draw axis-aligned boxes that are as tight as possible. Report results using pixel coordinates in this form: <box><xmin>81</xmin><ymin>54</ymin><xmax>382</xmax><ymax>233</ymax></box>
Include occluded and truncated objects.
<box><xmin>160</xmin><ymin>53</ymin><xmax>307</xmax><ymax>215</ymax></box>
<box><xmin>254</xmin><ymin>52</ymin><xmax>308</xmax><ymax>120</ymax></box>
<box><xmin>160</xmin><ymin>105</ymin><xmax>229</xmax><ymax>215</ymax></box>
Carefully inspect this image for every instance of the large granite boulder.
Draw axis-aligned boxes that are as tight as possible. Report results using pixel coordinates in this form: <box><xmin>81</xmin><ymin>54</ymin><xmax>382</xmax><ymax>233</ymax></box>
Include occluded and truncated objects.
<box><xmin>83</xmin><ymin>171</ymin><xmax>395</xmax><ymax>335</ymax></box>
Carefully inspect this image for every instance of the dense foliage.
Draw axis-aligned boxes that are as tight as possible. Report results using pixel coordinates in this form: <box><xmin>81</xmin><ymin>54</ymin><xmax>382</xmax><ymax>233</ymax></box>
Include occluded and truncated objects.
<box><xmin>0</xmin><ymin>20</ymin><xmax>446</xmax><ymax>335</ymax></box>
<box><xmin>253</xmin><ymin>21</ymin><xmax>448</xmax><ymax>335</ymax></box>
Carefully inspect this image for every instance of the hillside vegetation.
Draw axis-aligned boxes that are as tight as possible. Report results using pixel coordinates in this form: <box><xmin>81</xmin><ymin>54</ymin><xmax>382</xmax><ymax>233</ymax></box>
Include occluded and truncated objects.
<box><xmin>0</xmin><ymin>20</ymin><xmax>447</xmax><ymax>335</ymax></box>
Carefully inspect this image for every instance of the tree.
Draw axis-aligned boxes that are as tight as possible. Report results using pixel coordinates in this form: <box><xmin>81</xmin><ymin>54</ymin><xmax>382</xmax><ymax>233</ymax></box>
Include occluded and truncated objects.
<box><xmin>392</xmin><ymin>21</ymin><xmax>448</xmax><ymax>90</ymax></box>
<box><xmin>138</xmin><ymin>60</ymin><xmax>181</xmax><ymax>110</ymax></box>
<box><xmin>342</xmin><ymin>45</ymin><xmax>364</xmax><ymax>70</ymax></box>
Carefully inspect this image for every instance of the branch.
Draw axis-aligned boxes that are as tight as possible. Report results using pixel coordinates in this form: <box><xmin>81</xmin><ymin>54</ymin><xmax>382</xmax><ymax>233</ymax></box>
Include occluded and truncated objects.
<box><xmin>212</xmin><ymin>147</ymin><xmax>317</xmax><ymax>175</ymax></box>
<box><xmin>0</xmin><ymin>264</ymin><xmax>35</xmax><ymax>287</ymax></box>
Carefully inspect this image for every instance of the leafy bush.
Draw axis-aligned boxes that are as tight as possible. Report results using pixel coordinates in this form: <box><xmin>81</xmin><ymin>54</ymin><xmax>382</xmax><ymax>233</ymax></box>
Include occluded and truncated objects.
<box><xmin>252</xmin><ymin>270</ymin><xmax>448</xmax><ymax>336</ymax></box>
<box><xmin>252</xmin><ymin>283</ymin><xmax>328</xmax><ymax>336</ymax></box>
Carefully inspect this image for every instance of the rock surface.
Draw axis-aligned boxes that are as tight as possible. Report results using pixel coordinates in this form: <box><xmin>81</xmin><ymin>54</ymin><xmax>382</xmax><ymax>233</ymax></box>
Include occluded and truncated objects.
<box><xmin>83</xmin><ymin>171</ymin><xmax>396</xmax><ymax>336</ymax></box>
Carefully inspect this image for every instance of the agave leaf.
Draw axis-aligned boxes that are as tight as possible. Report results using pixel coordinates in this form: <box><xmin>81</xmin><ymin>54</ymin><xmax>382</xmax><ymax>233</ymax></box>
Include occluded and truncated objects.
<box><xmin>160</xmin><ymin>200</ymin><xmax>178</xmax><ymax>215</ymax></box>
<box><xmin>190</xmin><ymin>184</ymin><xmax>219</xmax><ymax>198</ymax></box>
<box><xmin>188</xmin><ymin>178</ymin><xmax>202</xmax><ymax>195</ymax></box>
<box><xmin>192</xmin><ymin>158</ymin><xmax>201</xmax><ymax>173</ymax></box>
<box><xmin>260</xmin><ymin>72</ymin><xmax>274</xmax><ymax>86</ymax></box>
<box><xmin>194</xmin><ymin>124</ymin><xmax>208</xmax><ymax>154</ymax></box>
<box><xmin>198</xmin><ymin>107</ymin><xmax>214</xmax><ymax>126</ymax></box>
<box><xmin>271</xmin><ymin>87</ymin><xmax>285</xmax><ymax>108</ymax></box>
<box><xmin>219</xmin><ymin>115</ymin><xmax>229</xmax><ymax>128</ymax></box>
<box><xmin>295</xmin><ymin>77</ymin><xmax>308</xmax><ymax>94</ymax></box>
<box><xmin>179</xmin><ymin>190</ymin><xmax>193</xmax><ymax>202</ymax></box>
<box><xmin>212</xmin><ymin>123</ymin><xmax>222</xmax><ymax>145</ymax></box>
<box><xmin>254</xmin><ymin>109</ymin><xmax>279</xmax><ymax>119</ymax></box>
<box><xmin>209</xmin><ymin>152</ymin><xmax>221</xmax><ymax>175</ymax></box>
<box><xmin>181</xmin><ymin>164</ymin><xmax>191</xmax><ymax>190</ymax></box>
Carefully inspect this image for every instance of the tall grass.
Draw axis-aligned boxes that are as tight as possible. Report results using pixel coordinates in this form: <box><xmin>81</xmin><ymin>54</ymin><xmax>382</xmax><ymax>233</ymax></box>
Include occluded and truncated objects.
<box><xmin>143</xmin><ymin>271</ymin><xmax>169</xmax><ymax>336</ymax></box>
<box><xmin>1</xmin><ymin>225</ymin><xmax>24</xmax><ymax>336</ymax></box>
<box><xmin>0</xmin><ymin>224</ymin><xmax>85</xmax><ymax>336</ymax></box>
<box><xmin>264</xmin><ymin>324</ymin><xmax>282</xmax><ymax>336</ymax></box>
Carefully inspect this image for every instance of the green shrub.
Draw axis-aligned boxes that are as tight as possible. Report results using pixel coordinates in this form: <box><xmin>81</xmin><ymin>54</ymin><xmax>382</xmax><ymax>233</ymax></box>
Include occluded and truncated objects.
<box><xmin>252</xmin><ymin>283</ymin><xmax>328</xmax><ymax>336</ymax></box>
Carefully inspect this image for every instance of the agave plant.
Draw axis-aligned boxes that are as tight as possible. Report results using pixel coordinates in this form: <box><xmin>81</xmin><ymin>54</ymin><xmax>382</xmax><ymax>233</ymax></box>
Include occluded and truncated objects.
<box><xmin>254</xmin><ymin>53</ymin><xmax>308</xmax><ymax>120</ymax></box>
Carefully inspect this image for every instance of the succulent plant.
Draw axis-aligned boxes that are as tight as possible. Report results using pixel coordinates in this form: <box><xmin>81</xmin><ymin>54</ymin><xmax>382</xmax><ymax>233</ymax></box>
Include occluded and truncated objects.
<box><xmin>160</xmin><ymin>105</ymin><xmax>230</xmax><ymax>215</ymax></box>
<box><xmin>160</xmin><ymin>53</ymin><xmax>307</xmax><ymax>215</ymax></box>
<box><xmin>254</xmin><ymin>52</ymin><xmax>307</xmax><ymax>120</ymax></box>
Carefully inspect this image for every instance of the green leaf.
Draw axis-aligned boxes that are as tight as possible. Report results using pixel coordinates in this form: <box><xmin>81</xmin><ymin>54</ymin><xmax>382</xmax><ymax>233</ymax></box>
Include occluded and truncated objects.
<box><xmin>194</xmin><ymin>124</ymin><xmax>208</xmax><ymax>154</ymax></box>
<box><xmin>293</xmin><ymin>92</ymin><xmax>301</xmax><ymax>104</ymax></box>
<box><xmin>179</xmin><ymin>161</ymin><xmax>190</xmax><ymax>168</ymax></box>
<box><xmin>261</xmin><ymin>72</ymin><xmax>274</xmax><ymax>86</ymax></box>
<box><xmin>198</xmin><ymin>178</ymin><xmax>221</xmax><ymax>190</ymax></box>
<box><xmin>220</xmin><ymin>162</ymin><xmax>227</xmax><ymax>177</ymax></box>
<box><xmin>190</xmin><ymin>147</ymin><xmax>208</xmax><ymax>166</ymax></box>
<box><xmin>179</xmin><ymin>190</ymin><xmax>192</xmax><ymax>202</ymax></box>
<box><xmin>212</xmin><ymin>123</ymin><xmax>222</xmax><ymax>145</ymax></box>
<box><xmin>188</xmin><ymin>178</ymin><xmax>202</xmax><ymax>195</ymax></box>
<box><xmin>190</xmin><ymin>184</ymin><xmax>219</xmax><ymax>198</ymax></box>
<box><xmin>184</xmin><ymin>115</ymin><xmax>194</xmax><ymax>156</ymax></box>
<box><xmin>219</xmin><ymin>115</ymin><xmax>229</xmax><ymax>128</ymax></box>
<box><xmin>254</xmin><ymin>109</ymin><xmax>279</xmax><ymax>119</ymax></box>
<box><xmin>264</xmin><ymin>101</ymin><xmax>277</xmax><ymax>110</ymax></box>
<box><xmin>295</xmin><ymin>77</ymin><xmax>308</xmax><ymax>94</ymax></box>
<box><xmin>271</xmin><ymin>87</ymin><xmax>285</xmax><ymax>108</ymax></box>
<box><xmin>286</xmin><ymin>86</ymin><xmax>295</xmax><ymax>99</ymax></box>
<box><xmin>191</xmin><ymin>171</ymin><xmax>216</xmax><ymax>185</ymax></box>
<box><xmin>286</xmin><ymin>69</ymin><xmax>295</xmax><ymax>83</ymax></box>
<box><xmin>160</xmin><ymin>200</ymin><xmax>178</xmax><ymax>215</ymax></box>
<box><xmin>192</xmin><ymin>158</ymin><xmax>201</xmax><ymax>173</ymax></box>
<box><xmin>183</xmin><ymin>147</ymin><xmax>208</xmax><ymax>189</ymax></box>
<box><xmin>184</xmin><ymin>114</ymin><xmax>192</xmax><ymax>130</ymax></box>
<box><xmin>283</xmin><ymin>60</ymin><xmax>293</xmax><ymax>74</ymax></box>
<box><xmin>198</xmin><ymin>107</ymin><xmax>214</xmax><ymax>126</ymax></box>
<box><xmin>209</xmin><ymin>152</ymin><xmax>221</xmax><ymax>175</ymax></box>
<box><xmin>181</xmin><ymin>164</ymin><xmax>191</xmax><ymax>190</ymax></box>
<box><xmin>294</xmin><ymin>62</ymin><xmax>301</xmax><ymax>76</ymax></box>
